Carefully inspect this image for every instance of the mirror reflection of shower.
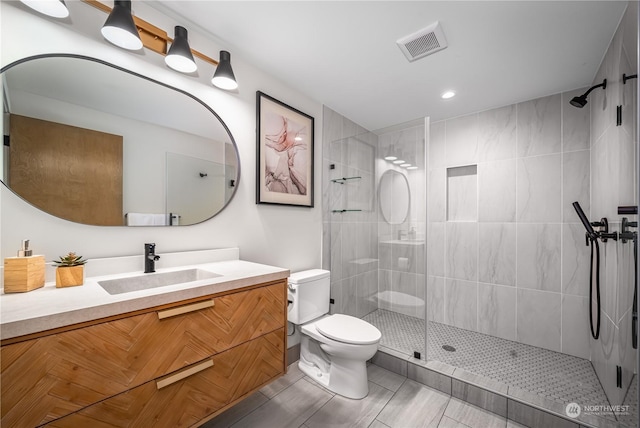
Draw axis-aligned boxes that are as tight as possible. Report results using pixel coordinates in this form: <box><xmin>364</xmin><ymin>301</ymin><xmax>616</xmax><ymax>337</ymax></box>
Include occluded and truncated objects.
<box><xmin>379</xmin><ymin>170</ymin><xmax>410</xmax><ymax>225</ymax></box>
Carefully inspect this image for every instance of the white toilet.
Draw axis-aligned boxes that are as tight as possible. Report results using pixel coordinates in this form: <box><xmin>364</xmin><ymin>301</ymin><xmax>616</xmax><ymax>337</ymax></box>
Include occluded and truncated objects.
<box><xmin>288</xmin><ymin>269</ymin><xmax>381</xmax><ymax>399</ymax></box>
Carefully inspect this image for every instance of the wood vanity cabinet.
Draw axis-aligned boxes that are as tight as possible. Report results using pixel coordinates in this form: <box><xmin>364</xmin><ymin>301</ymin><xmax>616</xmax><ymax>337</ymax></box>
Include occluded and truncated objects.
<box><xmin>0</xmin><ymin>279</ymin><xmax>287</xmax><ymax>428</ymax></box>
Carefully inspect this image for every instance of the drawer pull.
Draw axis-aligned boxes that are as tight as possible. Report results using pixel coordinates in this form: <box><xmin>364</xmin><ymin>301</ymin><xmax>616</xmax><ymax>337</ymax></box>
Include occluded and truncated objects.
<box><xmin>156</xmin><ymin>359</ymin><xmax>214</xmax><ymax>389</ymax></box>
<box><xmin>157</xmin><ymin>299</ymin><xmax>214</xmax><ymax>320</ymax></box>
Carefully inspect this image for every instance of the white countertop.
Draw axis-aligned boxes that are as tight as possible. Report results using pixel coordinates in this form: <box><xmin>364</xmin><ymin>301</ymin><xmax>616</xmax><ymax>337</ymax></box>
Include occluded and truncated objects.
<box><xmin>1</xmin><ymin>249</ymin><xmax>289</xmax><ymax>340</ymax></box>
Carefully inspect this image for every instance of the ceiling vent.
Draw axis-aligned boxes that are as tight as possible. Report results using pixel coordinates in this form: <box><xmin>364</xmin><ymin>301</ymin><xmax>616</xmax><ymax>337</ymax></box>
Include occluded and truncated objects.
<box><xmin>397</xmin><ymin>21</ymin><xmax>448</xmax><ymax>62</ymax></box>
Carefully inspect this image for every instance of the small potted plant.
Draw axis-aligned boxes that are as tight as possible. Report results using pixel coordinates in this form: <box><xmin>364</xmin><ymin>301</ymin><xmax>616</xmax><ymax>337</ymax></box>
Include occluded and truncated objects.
<box><xmin>53</xmin><ymin>252</ymin><xmax>87</xmax><ymax>288</ymax></box>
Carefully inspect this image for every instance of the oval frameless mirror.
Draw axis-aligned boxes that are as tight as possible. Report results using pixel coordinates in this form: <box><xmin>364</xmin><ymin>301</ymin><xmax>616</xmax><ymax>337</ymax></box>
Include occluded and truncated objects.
<box><xmin>1</xmin><ymin>55</ymin><xmax>239</xmax><ymax>226</ymax></box>
<box><xmin>379</xmin><ymin>169</ymin><xmax>410</xmax><ymax>224</ymax></box>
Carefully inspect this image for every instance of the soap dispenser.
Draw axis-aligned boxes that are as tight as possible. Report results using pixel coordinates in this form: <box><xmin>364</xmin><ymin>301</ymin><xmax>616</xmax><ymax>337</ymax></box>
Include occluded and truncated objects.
<box><xmin>408</xmin><ymin>227</ymin><xmax>417</xmax><ymax>240</ymax></box>
<box><xmin>3</xmin><ymin>240</ymin><xmax>45</xmax><ymax>293</ymax></box>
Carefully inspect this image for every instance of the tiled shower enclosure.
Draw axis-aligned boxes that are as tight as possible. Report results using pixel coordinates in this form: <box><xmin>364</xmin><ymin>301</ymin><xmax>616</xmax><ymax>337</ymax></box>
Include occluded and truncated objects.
<box><xmin>322</xmin><ymin>4</ymin><xmax>638</xmax><ymax>425</ymax></box>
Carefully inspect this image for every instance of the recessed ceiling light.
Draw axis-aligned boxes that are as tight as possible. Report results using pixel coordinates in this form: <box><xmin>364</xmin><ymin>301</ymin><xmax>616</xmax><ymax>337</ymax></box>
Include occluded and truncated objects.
<box><xmin>393</xmin><ymin>160</ymin><xmax>405</xmax><ymax>164</ymax></box>
<box><xmin>384</xmin><ymin>156</ymin><xmax>397</xmax><ymax>161</ymax></box>
<box><xmin>401</xmin><ymin>163</ymin><xmax>411</xmax><ymax>167</ymax></box>
<box><xmin>441</xmin><ymin>91</ymin><xmax>456</xmax><ymax>99</ymax></box>
<box><xmin>295</xmin><ymin>136</ymin><xmax>303</xmax><ymax>141</ymax></box>
<box><xmin>407</xmin><ymin>166</ymin><xmax>418</xmax><ymax>170</ymax></box>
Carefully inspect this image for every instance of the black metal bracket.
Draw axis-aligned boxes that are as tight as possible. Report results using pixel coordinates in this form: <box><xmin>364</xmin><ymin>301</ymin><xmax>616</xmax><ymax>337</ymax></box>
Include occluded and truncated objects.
<box><xmin>617</xmin><ymin>106</ymin><xmax>622</xmax><ymax>126</ymax></box>
<box><xmin>331</xmin><ymin>176</ymin><xmax>362</xmax><ymax>184</ymax></box>
<box><xmin>618</xmin><ymin>205</ymin><xmax>638</xmax><ymax>215</ymax></box>
<box><xmin>617</xmin><ymin>366</ymin><xmax>622</xmax><ymax>388</ymax></box>
<box><xmin>623</xmin><ymin>73</ymin><xmax>637</xmax><ymax>84</ymax></box>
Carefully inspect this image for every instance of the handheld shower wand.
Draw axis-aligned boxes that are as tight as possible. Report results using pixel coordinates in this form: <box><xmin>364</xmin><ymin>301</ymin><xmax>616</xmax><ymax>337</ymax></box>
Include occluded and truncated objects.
<box><xmin>572</xmin><ymin>202</ymin><xmax>601</xmax><ymax>339</ymax></box>
<box><xmin>572</xmin><ymin>202</ymin><xmax>598</xmax><ymax>240</ymax></box>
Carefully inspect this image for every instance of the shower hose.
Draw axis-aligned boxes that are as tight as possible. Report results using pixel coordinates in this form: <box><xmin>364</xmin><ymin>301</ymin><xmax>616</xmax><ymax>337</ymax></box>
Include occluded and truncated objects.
<box><xmin>589</xmin><ymin>237</ymin><xmax>601</xmax><ymax>340</ymax></box>
<box><xmin>633</xmin><ymin>236</ymin><xmax>637</xmax><ymax>349</ymax></box>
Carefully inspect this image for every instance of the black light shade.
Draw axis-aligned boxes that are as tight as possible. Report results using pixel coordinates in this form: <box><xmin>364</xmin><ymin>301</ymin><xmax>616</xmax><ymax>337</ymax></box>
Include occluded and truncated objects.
<box><xmin>165</xmin><ymin>26</ymin><xmax>197</xmax><ymax>73</ymax></box>
<box><xmin>101</xmin><ymin>0</ymin><xmax>143</xmax><ymax>51</ymax></box>
<box><xmin>211</xmin><ymin>50</ymin><xmax>238</xmax><ymax>90</ymax></box>
<box><xmin>20</xmin><ymin>0</ymin><xmax>69</xmax><ymax>18</ymax></box>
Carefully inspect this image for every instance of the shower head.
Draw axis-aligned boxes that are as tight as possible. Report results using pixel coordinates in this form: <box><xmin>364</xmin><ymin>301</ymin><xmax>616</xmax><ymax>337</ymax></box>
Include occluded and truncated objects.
<box><xmin>569</xmin><ymin>95</ymin><xmax>588</xmax><ymax>108</ymax></box>
<box><xmin>569</xmin><ymin>79</ymin><xmax>607</xmax><ymax>108</ymax></box>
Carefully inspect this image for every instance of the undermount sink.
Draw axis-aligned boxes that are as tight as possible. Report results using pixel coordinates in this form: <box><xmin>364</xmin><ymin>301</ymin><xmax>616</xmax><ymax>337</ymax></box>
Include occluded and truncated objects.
<box><xmin>98</xmin><ymin>269</ymin><xmax>222</xmax><ymax>295</ymax></box>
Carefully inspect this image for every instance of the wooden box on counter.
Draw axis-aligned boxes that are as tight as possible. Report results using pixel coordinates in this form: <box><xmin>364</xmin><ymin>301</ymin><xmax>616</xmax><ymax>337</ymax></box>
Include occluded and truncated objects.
<box><xmin>3</xmin><ymin>256</ymin><xmax>45</xmax><ymax>293</ymax></box>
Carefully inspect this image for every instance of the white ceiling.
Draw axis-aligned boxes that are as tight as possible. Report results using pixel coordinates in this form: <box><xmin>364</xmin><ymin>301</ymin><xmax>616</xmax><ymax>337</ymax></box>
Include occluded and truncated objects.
<box><xmin>152</xmin><ymin>1</ymin><xmax>630</xmax><ymax>131</ymax></box>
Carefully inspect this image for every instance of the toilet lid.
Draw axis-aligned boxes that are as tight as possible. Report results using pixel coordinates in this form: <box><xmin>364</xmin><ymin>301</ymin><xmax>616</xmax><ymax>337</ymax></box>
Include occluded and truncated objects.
<box><xmin>315</xmin><ymin>314</ymin><xmax>381</xmax><ymax>345</ymax></box>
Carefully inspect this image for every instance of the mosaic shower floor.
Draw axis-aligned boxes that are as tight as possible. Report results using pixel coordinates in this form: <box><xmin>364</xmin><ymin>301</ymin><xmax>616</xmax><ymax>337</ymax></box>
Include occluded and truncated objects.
<box><xmin>363</xmin><ymin>309</ymin><xmax>638</xmax><ymax>426</ymax></box>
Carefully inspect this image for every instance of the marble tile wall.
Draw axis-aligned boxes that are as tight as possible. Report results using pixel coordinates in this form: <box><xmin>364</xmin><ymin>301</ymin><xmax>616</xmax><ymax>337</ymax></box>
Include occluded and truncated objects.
<box><xmin>322</xmin><ymin>106</ymin><xmax>379</xmax><ymax>319</ymax></box>
<box><xmin>377</xmin><ymin>123</ymin><xmax>427</xmax><ymax>319</ymax></box>
<box><xmin>428</xmin><ymin>86</ymin><xmax>592</xmax><ymax>359</ymax></box>
<box><xmin>588</xmin><ymin>2</ymin><xmax>638</xmax><ymax>408</ymax></box>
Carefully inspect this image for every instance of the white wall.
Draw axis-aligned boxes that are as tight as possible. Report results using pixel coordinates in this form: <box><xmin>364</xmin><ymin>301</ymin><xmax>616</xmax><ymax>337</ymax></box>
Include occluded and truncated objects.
<box><xmin>0</xmin><ymin>2</ymin><xmax>322</xmax><ymax>274</ymax></box>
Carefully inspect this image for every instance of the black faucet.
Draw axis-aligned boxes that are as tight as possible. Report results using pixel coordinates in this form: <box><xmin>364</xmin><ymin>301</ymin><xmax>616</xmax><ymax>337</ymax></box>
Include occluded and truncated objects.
<box><xmin>144</xmin><ymin>243</ymin><xmax>160</xmax><ymax>273</ymax></box>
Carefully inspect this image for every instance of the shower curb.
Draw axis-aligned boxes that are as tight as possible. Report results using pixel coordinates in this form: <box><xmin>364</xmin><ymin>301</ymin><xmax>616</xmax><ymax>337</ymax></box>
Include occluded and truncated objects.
<box><xmin>372</xmin><ymin>346</ymin><xmax>624</xmax><ymax>428</ymax></box>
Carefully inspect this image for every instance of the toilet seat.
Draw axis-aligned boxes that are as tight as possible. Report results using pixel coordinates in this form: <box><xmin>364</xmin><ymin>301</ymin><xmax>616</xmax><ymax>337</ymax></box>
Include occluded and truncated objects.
<box><xmin>315</xmin><ymin>314</ymin><xmax>381</xmax><ymax>345</ymax></box>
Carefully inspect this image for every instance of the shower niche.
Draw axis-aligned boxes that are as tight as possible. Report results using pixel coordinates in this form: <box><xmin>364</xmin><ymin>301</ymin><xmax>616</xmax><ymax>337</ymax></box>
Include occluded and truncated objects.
<box><xmin>446</xmin><ymin>165</ymin><xmax>477</xmax><ymax>222</ymax></box>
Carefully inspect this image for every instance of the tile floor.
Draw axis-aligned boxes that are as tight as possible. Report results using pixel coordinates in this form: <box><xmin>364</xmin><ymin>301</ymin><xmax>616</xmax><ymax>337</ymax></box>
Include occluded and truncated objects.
<box><xmin>202</xmin><ymin>363</ymin><xmax>528</xmax><ymax>428</ymax></box>
<box><xmin>363</xmin><ymin>310</ymin><xmax>614</xmax><ymax>416</ymax></box>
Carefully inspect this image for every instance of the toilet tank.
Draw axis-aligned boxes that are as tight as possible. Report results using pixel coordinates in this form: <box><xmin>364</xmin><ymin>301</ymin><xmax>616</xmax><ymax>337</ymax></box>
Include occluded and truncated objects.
<box><xmin>288</xmin><ymin>269</ymin><xmax>330</xmax><ymax>325</ymax></box>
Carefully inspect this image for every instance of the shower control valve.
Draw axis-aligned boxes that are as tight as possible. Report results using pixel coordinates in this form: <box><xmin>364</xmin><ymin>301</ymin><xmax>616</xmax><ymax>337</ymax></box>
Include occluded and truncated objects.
<box><xmin>593</xmin><ymin>218</ymin><xmax>618</xmax><ymax>243</ymax></box>
<box><xmin>620</xmin><ymin>217</ymin><xmax>638</xmax><ymax>244</ymax></box>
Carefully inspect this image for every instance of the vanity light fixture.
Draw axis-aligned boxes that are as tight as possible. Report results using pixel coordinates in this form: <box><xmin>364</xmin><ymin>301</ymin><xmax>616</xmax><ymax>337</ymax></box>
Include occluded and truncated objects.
<box><xmin>20</xmin><ymin>0</ymin><xmax>69</xmax><ymax>18</ymax></box>
<box><xmin>441</xmin><ymin>90</ymin><xmax>456</xmax><ymax>99</ymax></box>
<box><xmin>101</xmin><ymin>0</ymin><xmax>143</xmax><ymax>51</ymax></box>
<box><xmin>211</xmin><ymin>51</ymin><xmax>238</xmax><ymax>91</ymax></box>
<box><xmin>393</xmin><ymin>160</ymin><xmax>405</xmax><ymax>165</ymax></box>
<box><xmin>384</xmin><ymin>156</ymin><xmax>397</xmax><ymax>161</ymax></box>
<box><xmin>165</xmin><ymin>26</ymin><xmax>197</xmax><ymax>73</ymax></box>
<box><xmin>56</xmin><ymin>1</ymin><xmax>237</xmax><ymax>90</ymax></box>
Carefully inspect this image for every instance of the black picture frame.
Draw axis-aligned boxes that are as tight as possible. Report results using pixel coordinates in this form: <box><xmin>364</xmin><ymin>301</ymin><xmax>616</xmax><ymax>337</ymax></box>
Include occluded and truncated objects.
<box><xmin>256</xmin><ymin>91</ymin><xmax>314</xmax><ymax>207</ymax></box>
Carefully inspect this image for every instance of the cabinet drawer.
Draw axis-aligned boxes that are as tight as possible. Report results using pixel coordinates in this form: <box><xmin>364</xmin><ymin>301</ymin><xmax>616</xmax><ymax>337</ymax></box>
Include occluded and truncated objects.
<box><xmin>1</xmin><ymin>281</ymin><xmax>285</xmax><ymax>428</ymax></box>
<box><xmin>45</xmin><ymin>329</ymin><xmax>285</xmax><ymax>428</ymax></box>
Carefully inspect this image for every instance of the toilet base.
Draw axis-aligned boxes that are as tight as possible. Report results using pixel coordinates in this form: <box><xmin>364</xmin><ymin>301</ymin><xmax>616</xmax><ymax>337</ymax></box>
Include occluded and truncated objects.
<box><xmin>298</xmin><ymin>355</ymin><xmax>369</xmax><ymax>400</ymax></box>
<box><xmin>298</xmin><ymin>357</ymin><xmax>331</xmax><ymax>389</ymax></box>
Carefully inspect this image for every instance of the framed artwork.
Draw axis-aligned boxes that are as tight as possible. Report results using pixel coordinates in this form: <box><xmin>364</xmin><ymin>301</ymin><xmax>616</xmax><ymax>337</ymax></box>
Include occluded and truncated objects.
<box><xmin>256</xmin><ymin>91</ymin><xmax>314</xmax><ymax>207</ymax></box>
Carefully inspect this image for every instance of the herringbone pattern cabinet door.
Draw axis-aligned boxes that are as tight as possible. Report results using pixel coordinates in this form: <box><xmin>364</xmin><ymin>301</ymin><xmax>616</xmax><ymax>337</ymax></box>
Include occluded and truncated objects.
<box><xmin>46</xmin><ymin>330</ymin><xmax>285</xmax><ymax>428</ymax></box>
<box><xmin>1</xmin><ymin>282</ymin><xmax>286</xmax><ymax>427</ymax></box>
